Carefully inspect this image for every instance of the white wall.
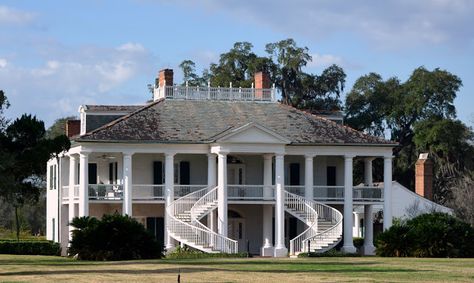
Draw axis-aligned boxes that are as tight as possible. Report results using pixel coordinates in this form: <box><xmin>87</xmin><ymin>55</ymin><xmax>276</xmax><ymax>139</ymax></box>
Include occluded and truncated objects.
<box><xmin>46</xmin><ymin>159</ymin><xmax>59</xmax><ymax>242</ymax></box>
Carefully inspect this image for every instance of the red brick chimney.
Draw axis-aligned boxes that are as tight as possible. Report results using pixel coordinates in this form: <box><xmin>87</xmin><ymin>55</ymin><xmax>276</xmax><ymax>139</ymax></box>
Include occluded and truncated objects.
<box><xmin>66</xmin><ymin>120</ymin><xmax>81</xmax><ymax>138</ymax></box>
<box><xmin>157</xmin><ymin>69</ymin><xmax>173</xmax><ymax>87</ymax></box>
<box><xmin>254</xmin><ymin>71</ymin><xmax>271</xmax><ymax>99</ymax></box>
<box><xmin>415</xmin><ymin>153</ymin><xmax>433</xmax><ymax>200</ymax></box>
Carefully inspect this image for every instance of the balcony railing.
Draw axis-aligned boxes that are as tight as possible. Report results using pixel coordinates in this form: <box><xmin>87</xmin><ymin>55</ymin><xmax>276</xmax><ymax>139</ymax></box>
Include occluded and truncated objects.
<box><xmin>174</xmin><ymin>185</ymin><xmax>208</xmax><ymax>198</ymax></box>
<box><xmin>154</xmin><ymin>85</ymin><xmax>276</xmax><ymax>102</ymax></box>
<box><xmin>353</xmin><ymin>186</ymin><xmax>384</xmax><ymax>201</ymax></box>
<box><xmin>61</xmin><ymin>186</ymin><xmax>69</xmax><ymax>201</ymax></box>
<box><xmin>89</xmin><ymin>184</ymin><xmax>123</xmax><ymax>200</ymax></box>
<box><xmin>314</xmin><ymin>186</ymin><xmax>345</xmax><ymax>201</ymax></box>
<box><xmin>133</xmin><ymin>184</ymin><xmax>164</xmax><ymax>200</ymax></box>
<box><xmin>285</xmin><ymin>185</ymin><xmax>305</xmax><ymax>197</ymax></box>
<box><xmin>227</xmin><ymin>185</ymin><xmax>274</xmax><ymax>200</ymax></box>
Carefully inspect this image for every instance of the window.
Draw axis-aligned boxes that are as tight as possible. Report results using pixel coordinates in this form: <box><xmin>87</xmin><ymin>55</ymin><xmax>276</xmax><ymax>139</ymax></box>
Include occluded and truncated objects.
<box><xmin>52</xmin><ymin>218</ymin><xmax>55</xmax><ymax>242</ymax></box>
<box><xmin>153</xmin><ymin>161</ymin><xmax>163</xmax><ymax>185</ymax></box>
<box><xmin>146</xmin><ymin>217</ymin><xmax>164</xmax><ymax>248</ymax></box>
<box><xmin>88</xmin><ymin>163</ymin><xmax>97</xmax><ymax>184</ymax></box>
<box><xmin>327</xmin><ymin>166</ymin><xmax>337</xmax><ymax>186</ymax></box>
<box><xmin>49</xmin><ymin>165</ymin><xmax>54</xmax><ymax>190</ymax></box>
<box><xmin>289</xmin><ymin>163</ymin><xmax>300</xmax><ymax>185</ymax></box>
<box><xmin>179</xmin><ymin>161</ymin><xmax>190</xmax><ymax>185</ymax></box>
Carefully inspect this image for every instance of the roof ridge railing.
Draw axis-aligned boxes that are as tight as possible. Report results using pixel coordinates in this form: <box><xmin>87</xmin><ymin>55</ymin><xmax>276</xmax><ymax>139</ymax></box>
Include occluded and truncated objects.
<box><xmin>154</xmin><ymin>82</ymin><xmax>276</xmax><ymax>102</ymax></box>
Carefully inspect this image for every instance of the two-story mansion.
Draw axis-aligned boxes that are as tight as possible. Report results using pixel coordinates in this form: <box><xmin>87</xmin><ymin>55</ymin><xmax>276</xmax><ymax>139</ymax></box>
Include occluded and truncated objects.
<box><xmin>46</xmin><ymin>69</ymin><xmax>396</xmax><ymax>257</ymax></box>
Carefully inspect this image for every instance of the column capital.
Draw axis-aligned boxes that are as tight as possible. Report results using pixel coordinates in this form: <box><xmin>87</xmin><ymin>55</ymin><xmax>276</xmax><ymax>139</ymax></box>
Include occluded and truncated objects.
<box><xmin>384</xmin><ymin>156</ymin><xmax>394</xmax><ymax>161</ymax></box>
<box><xmin>304</xmin><ymin>153</ymin><xmax>316</xmax><ymax>159</ymax></box>
<box><xmin>207</xmin><ymin>153</ymin><xmax>217</xmax><ymax>158</ymax></box>
<box><xmin>275</xmin><ymin>153</ymin><xmax>284</xmax><ymax>159</ymax></box>
<box><xmin>69</xmin><ymin>155</ymin><xmax>77</xmax><ymax>161</ymax></box>
<box><xmin>123</xmin><ymin>151</ymin><xmax>135</xmax><ymax>157</ymax></box>
<box><xmin>263</xmin><ymin>153</ymin><xmax>274</xmax><ymax>160</ymax></box>
<box><xmin>344</xmin><ymin>154</ymin><xmax>356</xmax><ymax>160</ymax></box>
<box><xmin>164</xmin><ymin>151</ymin><xmax>176</xmax><ymax>158</ymax></box>
<box><xmin>79</xmin><ymin>151</ymin><xmax>90</xmax><ymax>157</ymax></box>
<box><xmin>364</xmin><ymin>157</ymin><xmax>376</xmax><ymax>162</ymax></box>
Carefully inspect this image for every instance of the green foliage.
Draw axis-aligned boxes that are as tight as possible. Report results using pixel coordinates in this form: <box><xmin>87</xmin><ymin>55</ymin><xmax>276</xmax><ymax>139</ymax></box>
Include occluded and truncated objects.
<box><xmin>297</xmin><ymin>249</ymin><xmax>360</xmax><ymax>257</ymax></box>
<box><xmin>0</xmin><ymin>240</ymin><xmax>60</xmax><ymax>255</ymax></box>
<box><xmin>353</xmin><ymin>237</ymin><xmax>364</xmax><ymax>249</ymax></box>
<box><xmin>45</xmin><ymin>116</ymin><xmax>78</xmax><ymax>139</ymax></box>
<box><xmin>376</xmin><ymin>213</ymin><xmax>474</xmax><ymax>257</ymax></box>
<box><xmin>345</xmin><ymin>67</ymin><xmax>470</xmax><ymax>203</ymax></box>
<box><xmin>178</xmin><ymin>39</ymin><xmax>346</xmax><ymax>111</ymax></box>
<box><xmin>166</xmin><ymin>245</ymin><xmax>248</xmax><ymax>259</ymax></box>
<box><xmin>69</xmin><ymin>214</ymin><xmax>162</xmax><ymax>261</ymax></box>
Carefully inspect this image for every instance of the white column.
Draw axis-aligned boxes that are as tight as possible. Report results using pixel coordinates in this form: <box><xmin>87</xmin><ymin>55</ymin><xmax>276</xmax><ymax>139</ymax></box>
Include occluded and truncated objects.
<box><xmin>78</xmin><ymin>152</ymin><xmax>89</xmax><ymax>217</ymax></box>
<box><xmin>68</xmin><ymin>155</ymin><xmax>77</xmax><ymax>244</ymax></box>
<box><xmin>305</xmin><ymin>154</ymin><xmax>315</xmax><ymax>200</ymax></box>
<box><xmin>263</xmin><ymin>154</ymin><xmax>273</xmax><ymax>199</ymax></box>
<box><xmin>261</xmin><ymin>204</ymin><xmax>274</xmax><ymax>256</ymax></box>
<box><xmin>217</xmin><ymin>153</ymin><xmax>228</xmax><ymax>237</ymax></box>
<box><xmin>122</xmin><ymin>152</ymin><xmax>133</xmax><ymax>216</ymax></box>
<box><xmin>274</xmin><ymin>153</ymin><xmax>287</xmax><ymax>257</ymax></box>
<box><xmin>363</xmin><ymin>157</ymin><xmax>375</xmax><ymax>255</ymax></box>
<box><xmin>363</xmin><ymin>205</ymin><xmax>375</xmax><ymax>255</ymax></box>
<box><xmin>364</xmin><ymin>158</ymin><xmax>374</xmax><ymax>185</ymax></box>
<box><xmin>164</xmin><ymin>152</ymin><xmax>175</xmax><ymax>250</ymax></box>
<box><xmin>342</xmin><ymin>155</ymin><xmax>356</xmax><ymax>253</ymax></box>
<box><xmin>207</xmin><ymin>153</ymin><xmax>217</xmax><ymax>246</ymax></box>
<box><xmin>383</xmin><ymin>156</ymin><xmax>393</xmax><ymax>230</ymax></box>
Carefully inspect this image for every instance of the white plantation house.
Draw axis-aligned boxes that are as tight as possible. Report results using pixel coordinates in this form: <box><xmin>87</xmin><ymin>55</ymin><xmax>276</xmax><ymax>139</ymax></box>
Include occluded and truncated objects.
<box><xmin>46</xmin><ymin>69</ymin><xmax>407</xmax><ymax>257</ymax></box>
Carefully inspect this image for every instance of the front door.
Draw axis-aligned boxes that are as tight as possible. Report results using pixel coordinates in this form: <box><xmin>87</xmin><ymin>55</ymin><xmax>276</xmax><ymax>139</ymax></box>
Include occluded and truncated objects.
<box><xmin>228</xmin><ymin>218</ymin><xmax>246</xmax><ymax>253</ymax></box>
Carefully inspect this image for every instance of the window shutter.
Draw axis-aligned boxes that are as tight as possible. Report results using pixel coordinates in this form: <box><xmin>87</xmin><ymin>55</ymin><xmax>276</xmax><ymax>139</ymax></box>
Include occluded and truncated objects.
<box><xmin>179</xmin><ymin>161</ymin><xmax>190</xmax><ymax>185</ymax></box>
<box><xmin>153</xmin><ymin>161</ymin><xmax>163</xmax><ymax>185</ymax></box>
<box><xmin>290</xmin><ymin>163</ymin><xmax>300</xmax><ymax>185</ymax></box>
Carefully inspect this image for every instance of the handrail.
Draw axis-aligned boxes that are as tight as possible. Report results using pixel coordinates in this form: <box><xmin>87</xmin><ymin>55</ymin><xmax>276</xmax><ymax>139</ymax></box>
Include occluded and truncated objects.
<box><xmin>167</xmin><ymin>186</ymin><xmax>238</xmax><ymax>253</ymax></box>
<box><xmin>155</xmin><ymin>85</ymin><xmax>276</xmax><ymax>102</ymax></box>
<box><xmin>286</xmin><ymin>191</ymin><xmax>318</xmax><ymax>255</ymax></box>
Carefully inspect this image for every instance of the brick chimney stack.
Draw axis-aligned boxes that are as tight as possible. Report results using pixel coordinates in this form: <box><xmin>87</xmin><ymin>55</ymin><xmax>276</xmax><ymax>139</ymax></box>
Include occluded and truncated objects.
<box><xmin>66</xmin><ymin>120</ymin><xmax>81</xmax><ymax>138</ymax></box>
<box><xmin>254</xmin><ymin>71</ymin><xmax>271</xmax><ymax>99</ymax></box>
<box><xmin>157</xmin><ymin>69</ymin><xmax>174</xmax><ymax>87</ymax></box>
<box><xmin>415</xmin><ymin>153</ymin><xmax>433</xmax><ymax>200</ymax></box>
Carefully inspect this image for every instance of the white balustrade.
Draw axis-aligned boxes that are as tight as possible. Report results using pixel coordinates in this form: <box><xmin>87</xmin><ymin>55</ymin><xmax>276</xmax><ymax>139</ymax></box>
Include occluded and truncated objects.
<box><xmin>227</xmin><ymin>185</ymin><xmax>274</xmax><ymax>200</ymax></box>
<box><xmin>286</xmin><ymin>185</ymin><xmax>305</xmax><ymax>197</ymax></box>
<box><xmin>73</xmin><ymin>185</ymin><xmax>79</xmax><ymax>200</ymax></box>
<box><xmin>313</xmin><ymin>186</ymin><xmax>345</xmax><ymax>201</ymax></box>
<box><xmin>353</xmin><ymin>186</ymin><xmax>384</xmax><ymax>201</ymax></box>
<box><xmin>88</xmin><ymin>184</ymin><xmax>123</xmax><ymax>200</ymax></box>
<box><xmin>167</xmin><ymin>186</ymin><xmax>238</xmax><ymax>253</ymax></box>
<box><xmin>174</xmin><ymin>185</ymin><xmax>207</xmax><ymax>198</ymax></box>
<box><xmin>132</xmin><ymin>184</ymin><xmax>164</xmax><ymax>200</ymax></box>
<box><xmin>155</xmin><ymin>85</ymin><xmax>276</xmax><ymax>102</ymax></box>
<box><xmin>61</xmin><ymin>186</ymin><xmax>69</xmax><ymax>201</ymax></box>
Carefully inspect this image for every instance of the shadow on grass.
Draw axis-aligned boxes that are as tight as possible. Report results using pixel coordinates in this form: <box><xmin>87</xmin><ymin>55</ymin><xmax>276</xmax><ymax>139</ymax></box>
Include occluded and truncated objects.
<box><xmin>1</xmin><ymin>266</ymin><xmax>424</xmax><ymax>277</ymax></box>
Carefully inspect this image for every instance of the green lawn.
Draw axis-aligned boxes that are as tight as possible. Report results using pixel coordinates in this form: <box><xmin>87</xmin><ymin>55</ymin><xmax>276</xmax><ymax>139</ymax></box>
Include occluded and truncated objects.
<box><xmin>0</xmin><ymin>254</ymin><xmax>473</xmax><ymax>282</ymax></box>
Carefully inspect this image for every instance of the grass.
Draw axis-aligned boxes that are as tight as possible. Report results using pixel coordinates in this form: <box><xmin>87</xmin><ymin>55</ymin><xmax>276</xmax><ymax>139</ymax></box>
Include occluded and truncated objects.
<box><xmin>0</xmin><ymin>254</ymin><xmax>473</xmax><ymax>282</ymax></box>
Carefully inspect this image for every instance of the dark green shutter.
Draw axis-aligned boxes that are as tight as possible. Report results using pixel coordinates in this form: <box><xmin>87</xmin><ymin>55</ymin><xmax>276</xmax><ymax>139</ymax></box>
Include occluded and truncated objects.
<box><xmin>179</xmin><ymin>161</ymin><xmax>190</xmax><ymax>185</ymax></box>
<box><xmin>153</xmin><ymin>161</ymin><xmax>163</xmax><ymax>185</ymax></box>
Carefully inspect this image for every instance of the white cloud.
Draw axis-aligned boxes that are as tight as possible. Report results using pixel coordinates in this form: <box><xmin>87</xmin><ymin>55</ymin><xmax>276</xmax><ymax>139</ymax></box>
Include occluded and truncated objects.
<box><xmin>0</xmin><ymin>5</ymin><xmax>35</xmax><ymax>26</ymax></box>
<box><xmin>308</xmin><ymin>54</ymin><xmax>343</xmax><ymax>69</ymax></box>
<box><xmin>0</xmin><ymin>42</ymin><xmax>156</xmax><ymax>125</ymax></box>
<box><xmin>0</xmin><ymin>58</ymin><xmax>7</xmax><ymax>68</ymax></box>
<box><xmin>168</xmin><ymin>0</ymin><xmax>474</xmax><ymax>49</ymax></box>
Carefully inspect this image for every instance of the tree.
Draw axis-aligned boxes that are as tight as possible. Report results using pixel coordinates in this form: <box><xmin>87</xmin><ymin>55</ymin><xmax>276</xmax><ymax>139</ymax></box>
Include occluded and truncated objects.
<box><xmin>45</xmin><ymin>116</ymin><xmax>78</xmax><ymax>139</ymax></box>
<box><xmin>345</xmin><ymin>67</ymin><xmax>469</xmax><ymax>201</ymax></box>
<box><xmin>0</xmin><ymin>113</ymin><xmax>70</xmax><ymax>240</ymax></box>
<box><xmin>0</xmin><ymin>90</ymin><xmax>9</xmax><ymax>131</ymax></box>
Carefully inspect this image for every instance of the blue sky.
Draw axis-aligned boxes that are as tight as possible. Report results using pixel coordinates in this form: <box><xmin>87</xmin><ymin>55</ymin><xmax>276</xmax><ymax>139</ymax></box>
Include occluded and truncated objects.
<box><xmin>1</xmin><ymin>0</ymin><xmax>473</xmax><ymax>127</ymax></box>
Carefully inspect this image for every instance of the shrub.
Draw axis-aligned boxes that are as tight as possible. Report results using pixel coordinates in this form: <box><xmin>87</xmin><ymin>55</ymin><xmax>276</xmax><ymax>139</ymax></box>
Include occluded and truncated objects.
<box><xmin>353</xmin><ymin>237</ymin><xmax>364</xmax><ymax>250</ymax></box>
<box><xmin>376</xmin><ymin>212</ymin><xmax>474</xmax><ymax>257</ymax></box>
<box><xmin>166</xmin><ymin>245</ymin><xmax>249</xmax><ymax>259</ymax></box>
<box><xmin>297</xmin><ymin>249</ymin><xmax>360</xmax><ymax>258</ymax></box>
<box><xmin>0</xmin><ymin>240</ymin><xmax>60</xmax><ymax>255</ymax></box>
<box><xmin>69</xmin><ymin>214</ymin><xmax>162</xmax><ymax>260</ymax></box>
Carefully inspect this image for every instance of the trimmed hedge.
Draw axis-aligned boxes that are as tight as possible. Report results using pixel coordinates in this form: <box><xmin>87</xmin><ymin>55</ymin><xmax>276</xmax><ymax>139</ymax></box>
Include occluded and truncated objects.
<box><xmin>0</xmin><ymin>240</ymin><xmax>61</xmax><ymax>255</ymax></box>
<box><xmin>376</xmin><ymin>213</ymin><xmax>474</xmax><ymax>258</ymax></box>
<box><xmin>69</xmin><ymin>214</ymin><xmax>162</xmax><ymax>261</ymax></box>
<box><xmin>166</xmin><ymin>246</ymin><xmax>249</xmax><ymax>259</ymax></box>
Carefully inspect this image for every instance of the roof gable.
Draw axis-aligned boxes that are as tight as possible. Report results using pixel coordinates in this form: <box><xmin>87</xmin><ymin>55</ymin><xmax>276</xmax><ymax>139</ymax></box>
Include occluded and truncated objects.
<box><xmin>214</xmin><ymin>122</ymin><xmax>291</xmax><ymax>144</ymax></box>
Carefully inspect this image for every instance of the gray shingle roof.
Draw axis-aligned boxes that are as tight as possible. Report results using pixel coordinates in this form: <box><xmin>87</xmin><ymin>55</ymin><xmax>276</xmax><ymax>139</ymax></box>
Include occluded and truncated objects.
<box><xmin>77</xmin><ymin>99</ymin><xmax>395</xmax><ymax>146</ymax></box>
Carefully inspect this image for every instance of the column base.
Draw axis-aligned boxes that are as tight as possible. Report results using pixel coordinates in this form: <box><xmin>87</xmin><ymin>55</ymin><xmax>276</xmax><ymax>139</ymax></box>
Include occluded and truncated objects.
<box><xmin>362</xmin><ymin>245</ymin><xmax>376</xmax><ymax>255</ymax></box>
<box><xmin>261</xmin><ymin>246</ymin><xmax>274</xmax><ymax>257</ymax></box>
<box><xmin>341</xmin><ymin>245</ymin><xmax>357</xmax><ymax>254</ymax></box>
<box><xmin>273</xmin><ymin>247</ymin><xmax>288</xmax><ymax>257</ymax></box>
<box><xmin>165</xmin><ymin>245</ymin><xmax>177</xmax><ymax>254</ymax></box>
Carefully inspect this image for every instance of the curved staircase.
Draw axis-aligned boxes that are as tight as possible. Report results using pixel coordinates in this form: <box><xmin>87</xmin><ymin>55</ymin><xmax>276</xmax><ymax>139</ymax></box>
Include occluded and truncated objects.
<box><xmin>167</xmin><ymin>187</ymin><xmax>342</xmax><ymax>256</ymax></box>
<box><xmin>166</xmin><ymin>187</ymin><xmax>237</xmax><ymax>253</ymax></box>
<box><xmin>285</xmin><ymin>191</ymin><xmax>343</xmax><ymax>255</ymax></box>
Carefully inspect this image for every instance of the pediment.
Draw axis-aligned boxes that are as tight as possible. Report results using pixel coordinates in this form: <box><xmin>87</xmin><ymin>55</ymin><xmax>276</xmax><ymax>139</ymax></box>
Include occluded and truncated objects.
<box><xmin>215</xmin><ymin>122</ymin><xmax>290</xmax><ymax>144</ymax></box>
